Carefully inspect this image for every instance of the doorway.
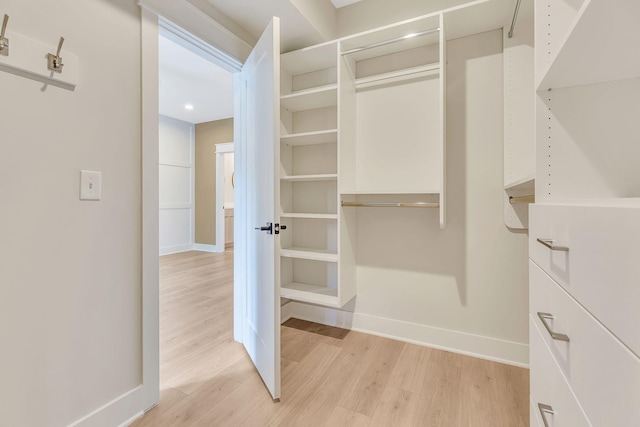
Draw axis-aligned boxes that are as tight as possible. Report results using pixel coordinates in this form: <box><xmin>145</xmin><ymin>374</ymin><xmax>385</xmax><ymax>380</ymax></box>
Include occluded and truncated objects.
<box><xmin>156</xmin><ymin>19</ymin><xmax>241</xmax><ymax>396</ymax></box>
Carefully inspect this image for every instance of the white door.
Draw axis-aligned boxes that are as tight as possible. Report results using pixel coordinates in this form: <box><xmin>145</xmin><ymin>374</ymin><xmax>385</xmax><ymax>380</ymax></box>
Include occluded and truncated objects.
<box><xmin>239</xmin><ymin>17</ymin><xmax>281</xmax><ymax>400</ymax></box>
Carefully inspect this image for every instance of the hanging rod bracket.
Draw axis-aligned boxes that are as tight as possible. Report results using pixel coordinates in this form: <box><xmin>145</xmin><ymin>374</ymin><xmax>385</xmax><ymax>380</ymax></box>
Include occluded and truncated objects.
<box><xmin>0</xmin><ymin>14</ymin><xmax>9</xmax><ymax>56</ymax></box>
<box><xmin>508</xmin><ymin>0</ymin><xmax>522</xmax><ymax>38</ymax></box>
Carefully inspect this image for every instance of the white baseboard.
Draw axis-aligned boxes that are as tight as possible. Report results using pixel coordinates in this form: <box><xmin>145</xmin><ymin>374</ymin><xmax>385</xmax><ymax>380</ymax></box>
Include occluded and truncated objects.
<box><xmin>159</xmin><ymin>244</ymin><xmax>193</xmax><ymax>256</ymax></box>
<box><xmin>193</xmin><ymin>243</ymin><xmax>221</xmax><ymax>253</ymax></box>
<box><xmin>281</xmin><ymin>300</ymin><xmax>294</xmax><ymax>324</ymax></box>
<box><xmin>286</xmin><ymin>302</ymin><xmax>529</xmax><ymax>368</ymax></box>
<box><xmin>69</xmin><ymin>385</ymin><xmax>144</xmax><ymax>427</ymax></box>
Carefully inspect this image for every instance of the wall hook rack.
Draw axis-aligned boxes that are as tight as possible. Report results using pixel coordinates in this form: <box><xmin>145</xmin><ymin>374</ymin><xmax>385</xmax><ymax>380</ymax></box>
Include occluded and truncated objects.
<box><xmin>47</xmin><ymin>36</ymin><xmax>64</xmax><ymax>72</ymax></box>
<box><xmin>0</xmin><ymin>14</ymin><xmax>9</xmax><ymax>56</ymax></box>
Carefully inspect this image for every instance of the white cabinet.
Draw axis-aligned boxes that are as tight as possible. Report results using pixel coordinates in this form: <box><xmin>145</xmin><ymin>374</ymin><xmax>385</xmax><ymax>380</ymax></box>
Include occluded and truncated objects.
<box><xmin>530</xmin><ymin>1</ymin><xmax>640</xmax><ymax>423</ymax></box>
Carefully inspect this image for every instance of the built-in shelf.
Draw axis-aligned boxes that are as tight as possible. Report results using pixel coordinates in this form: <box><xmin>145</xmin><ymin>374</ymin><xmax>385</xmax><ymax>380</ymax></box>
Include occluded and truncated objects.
<box><xmin>281</xmin><ymin>247</ymin><xmax>338</xmax><ymax>262</ymax></box>
<box><xmin>505</xmin><ymin>175</ymin><xmax>535</xmax><ymax>192</ymax></box>
<box><xmin>280</xmin><ymin>213</ymin><xmax>338</xmax><ymax>220</ymax></box>
<box><xmin>281</xmin><ymin>174</ymin><xmax>337</xmax><ymax>182</ymax></box>
<box><xmin>341</xmin><ymin>190</ymin><xmax>441</xmax><ymax>196</ymax></box>
<box><xmin>280</xmin><ymin>129</ymin><xmax>338</xmax><ymax>146</ymax></box>
<box><xmin>280</xmin><ymin>84</ymin><xmax>338</xmax><ymax>112</ymax></box>
<box><xmin>355</xmin><ymin>63</ymin><xmax>440</xmax><ymax>89</ymax></box>
<box><xmin>280</xmin><ymin>282</ymin><xmax>339</xmax><ymax>306</ymax></box>
<box><xmin>504</xmin><ymin>175</ymin><xmax>535</xmax><ymax>230</ymax></box>
<box><xmin>537</xmin><ymin>0</ymin><xmax>640</xmax><ymax>91</ymax></box>
<box><xmin>281</xmin><ymin>42</ymin><xmax>338</xmax><ymax>76</ymax></box>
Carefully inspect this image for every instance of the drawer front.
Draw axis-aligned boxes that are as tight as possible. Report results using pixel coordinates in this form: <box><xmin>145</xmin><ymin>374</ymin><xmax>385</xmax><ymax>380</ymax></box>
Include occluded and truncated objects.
<box><xmin>530</xmin><ymin>317</ymin><xmax>592</xmax><ymax>427</ymax></box>
<box><xmin>530</xmin><ymin>261</ymin><xmax>640</xmax><ymax>427</ymax></box>
<box><xmin>529</xmin><ymin>203</ymin><xmax>640</xmax><ymax>355</ymax></box>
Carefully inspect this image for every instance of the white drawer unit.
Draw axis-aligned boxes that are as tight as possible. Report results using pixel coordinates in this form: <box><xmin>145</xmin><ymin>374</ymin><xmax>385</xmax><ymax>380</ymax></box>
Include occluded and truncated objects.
<box><xmin>530</xmin><ymin>317</ymin><xmax>592</xmax><ymax>427</ymax></box>
<box><xmin>529</xmin><ymin>202</ymin><xmax>640</xmax><ymax>356</ymax></box>
<box><xmin>530</xmin><ymin>260</ymin><xmax>640</xmax><ymax>427</ymax></box>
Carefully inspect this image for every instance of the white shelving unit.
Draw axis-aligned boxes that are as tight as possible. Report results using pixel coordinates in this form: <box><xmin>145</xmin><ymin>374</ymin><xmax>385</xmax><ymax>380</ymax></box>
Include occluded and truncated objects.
<box><xmin>279</xmin><ymin>41</ymin><xmax>347</xmax><ymax>308</ymax></box>
<box><xmin>530</xmin><ymin>2</ymin><xmax>640</xmax><ymax>426</ymax></box>
<box><xmin>277</xmin><ymin>1</ymin><xmax>497</xmax><ymax>309</ymax></box>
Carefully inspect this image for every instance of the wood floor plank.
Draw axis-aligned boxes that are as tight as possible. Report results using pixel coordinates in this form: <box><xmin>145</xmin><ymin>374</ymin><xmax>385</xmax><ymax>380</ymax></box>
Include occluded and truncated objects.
<box><xmin>132</xmin><ymin>250</ymin><xmax>530</xmax><ymax>427</ymax></box>
<box><xmin>369</xmin><ymin>387</ymin><xmax>421</xmax><ymax>427</ymax></box>
<box><xmin>388</xmin><ymin>342</ymin><xmax>434</xmax><ymax>395</ymax></box>
<box><xmin>412</xmin><ymin>351</ymin><xmax>463</xmax><ymax>427</ymax></box>
<box><xmin>324</xmin><ymin>406</ymin><xmax>372</xmax><ymax>427</ymax></box>
<box><xmin>338</xmin><ymin>336</ymin><xmax>405</xmax><ymax>417</ymax></box>
<box><xmin>152</xmin><ymin>375</ymin><xmax>242</xmax><ymax>427</ymax></box>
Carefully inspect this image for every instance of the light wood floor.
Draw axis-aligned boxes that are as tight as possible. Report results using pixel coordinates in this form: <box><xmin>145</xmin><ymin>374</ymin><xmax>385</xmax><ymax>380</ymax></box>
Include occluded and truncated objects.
<box><xmin>132</xmin><ymin>250</ymin><xmax>529</xmax><ymax>427</ymax></box>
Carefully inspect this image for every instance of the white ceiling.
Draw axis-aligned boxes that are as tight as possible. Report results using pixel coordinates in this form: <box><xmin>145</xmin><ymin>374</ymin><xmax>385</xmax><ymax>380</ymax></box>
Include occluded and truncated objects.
<box><xmin>159</xmin><ymin>35</ymin><xmax>234</xmax><ymax>125</ymax></box>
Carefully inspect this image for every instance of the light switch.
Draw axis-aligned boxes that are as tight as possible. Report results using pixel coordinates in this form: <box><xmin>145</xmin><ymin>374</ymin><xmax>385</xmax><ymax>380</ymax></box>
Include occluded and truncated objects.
<box><xmin>80</xmin><ymin>170</ymin><xmax>101</xmax><ymax>201</ymax></box>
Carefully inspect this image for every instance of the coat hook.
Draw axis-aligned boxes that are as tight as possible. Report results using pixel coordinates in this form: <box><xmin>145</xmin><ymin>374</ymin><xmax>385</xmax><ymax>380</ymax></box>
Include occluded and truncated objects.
<box><xmin>47</xmin><ymin>36</ymin><xmax>65</xmax><ymax>72</ymax></box>
<box><xmin>0</xmin><ymin>14</ymin><xmax>9</xmax><ymax>56</ymax></box>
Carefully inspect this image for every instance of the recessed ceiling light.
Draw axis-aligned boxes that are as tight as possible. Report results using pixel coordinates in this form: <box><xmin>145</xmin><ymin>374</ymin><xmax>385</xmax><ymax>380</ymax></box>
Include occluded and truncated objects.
<box><xmin>185</xmin><ymin>104</ymin><xmax>194</xmax><ymax>110</ymax></box>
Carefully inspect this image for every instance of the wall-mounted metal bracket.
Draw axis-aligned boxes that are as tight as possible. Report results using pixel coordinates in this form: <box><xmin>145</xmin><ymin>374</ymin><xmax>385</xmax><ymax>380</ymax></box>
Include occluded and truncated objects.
<box><xmin>0</xmin><ymin>14</ymin><xmax>9</xmax><ymax>56</ymax></box>
<box><xmin>47</xmin><ymin>36</ymin><xmax>64</xmax><ymax>72</ymax></box>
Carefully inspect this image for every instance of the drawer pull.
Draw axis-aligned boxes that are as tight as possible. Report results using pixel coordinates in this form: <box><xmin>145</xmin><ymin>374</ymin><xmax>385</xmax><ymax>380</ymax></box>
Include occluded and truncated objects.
<box><xmin>537</xmin><ymin>238</ymin><xmax>569</xmax><ymax>251</ymax></box>
<box><xmin>538</xmin><ymin>312</ymin><xmax>570</xmax><ymax>342</ymax></box>
<box><xmin>538</xmin><ymin>403</ymin><xmax>554</xmax><ymax>427</ymax></box>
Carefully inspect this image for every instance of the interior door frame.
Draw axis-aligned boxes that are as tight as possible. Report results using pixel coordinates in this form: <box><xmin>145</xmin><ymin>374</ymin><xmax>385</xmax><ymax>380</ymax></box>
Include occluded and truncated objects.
<box><xmin>140</xmin><ymin>4</ymin><xmax>248</xmax><ymax>411</ymax></box>
<box><xmin>215</xmin><ymin>142</ymin><xmax>234</xmax><ymax>252</ymax></box>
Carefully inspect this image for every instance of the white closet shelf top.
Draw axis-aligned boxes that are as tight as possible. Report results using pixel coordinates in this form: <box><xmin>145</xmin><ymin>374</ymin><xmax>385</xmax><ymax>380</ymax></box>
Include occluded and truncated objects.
<box><xmin>281</xmin><ymin>248</ymin><xmax>338</xmax><ymax>263</ymax></box>
<box><xmin>537</xmin><ymin>0</ymin><xmax>640</xmax><ymax>91</ymax></box>
<box><xmin>280</xmin><ymin>85</ymin><xmax>337</xmax><ymax>112</ymax></box>
<box><xmin>504</xmin><ymin>175</ymin><xmax>535</xmax><ymax>192</ymax></box>
<box><xmin>281</xmin><ymin>41</ymin><xmax>338</xmax><ymax>76</ymax></box>
<box><xmin>280</xmin><ymin>213</ymin><xmax>338</xmax><ymax>220</ymax></box>
<box><xmin>281</xmin><ymin>174</ymin><xmax>337</xmax><ymax>182</ymax></box>
<box><xmin>280</xmin><ymin>283</ymin><xmax>339</xmax><ymax>307</ymax></box>
<box><xmin>355</xmin><ymin>63</ymin><xmax>440</xmax><ymax>89</ymax></box>
<box><xmin>340</xmin><ymin>190</ymin><xmax>441</xmax><ymax>195</ymax></box>
<box><xmin>280</xmin><ymin>129</ymin><xmax>338</xmax><ymax>146</ymax></box>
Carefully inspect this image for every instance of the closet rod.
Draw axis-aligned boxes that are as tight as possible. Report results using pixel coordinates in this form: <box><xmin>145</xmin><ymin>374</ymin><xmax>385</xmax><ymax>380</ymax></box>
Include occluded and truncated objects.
<box><xmin>341</xmin><ymin>201</ymin><xmax>440</xmax><ymax>208</ymax></box>
<box><xmin>508</xmin><ymin>0</ymin><xmax>522</xmax><ymax>38</ymax></box>
<box><xmin>509</xmin><ymin>195</ymin><xmax>534</xmax><ymax>204</ymax></box>
<box><xmin>341</xmin><ymin>27</ymin><xmax>440</xmax><ymax>56</ymax></box>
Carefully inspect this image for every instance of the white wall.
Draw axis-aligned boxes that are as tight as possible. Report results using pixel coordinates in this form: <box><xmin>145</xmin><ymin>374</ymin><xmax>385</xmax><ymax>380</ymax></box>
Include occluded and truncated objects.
<box><xmin>288</xmin><ymin>29</ymin><xmax>530</xmax><ymax>366</ymax></box>
<box><xmin>159</xmin><ymin>115</ymin><xmax>195</xmax><ymax>255</ymax></box>
<box><xmin>0</xmin><ymin>1</ymin><xmax>144</xmax><ymax>426</ymax></box>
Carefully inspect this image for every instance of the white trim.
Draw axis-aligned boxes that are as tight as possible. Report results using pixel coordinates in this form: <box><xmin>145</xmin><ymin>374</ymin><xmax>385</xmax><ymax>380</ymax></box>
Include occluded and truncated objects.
<box><xmin>159</xmin><ymin>161</ymin><xmax>192</xmax><ymax>168</ymax></box>
<box><xmin>140</xmin><ymin>7</ymin><xmax>160</xmax><ymax>412</ymax></box>
<box><xmin>138</xmin><ymin>0</ymin><xmax>251</xmax><ymax>65</ymax></box>
<box><xmin>233</xmin><ymin>72</ymin><xmax>245</xmax><ymax>343</ymax></box>
<box><xmin>215</xmin><ymin>142</ymin><xmax>234</xmax><ymax>253</ymax></box>
<box><xmin>193</xmin><ymin>243</ymin><xmax>220</xmax><ymax>253</ymax></box>
<box><xmin>141</xmin><ymin>3</ymin><xmax>245</xmax><ymax>415</ymax></box>
<box><xmin>159</xmin><ymin>244</ymin><xmax>193</xmax><ymax>256</ymax></box>
<box><xmin>68</xmin><ymin>386</ymin><xmax>143</xmax><ymax>427</ymax></box>
<box><xmin>159</xmin><ymin>204</ymin><xmax>192</xmax><ymax>210</ymax></box>
<box><xmin>216</xmin><ymin>142</ymin><xmax>235</xmax><ymax>153</ymax></box>
<box><xmin>286</xmin><ymin>302</ymin><xmax>530</xmax><ymax>368</ymax></box>
<box><xmin>281</xmin><ymin>301</ymin><xmax>295</xmax><ymax>324</ymax></box>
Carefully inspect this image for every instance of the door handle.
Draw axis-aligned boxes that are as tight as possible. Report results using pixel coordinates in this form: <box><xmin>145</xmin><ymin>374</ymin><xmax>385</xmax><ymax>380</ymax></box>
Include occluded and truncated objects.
<box><xmin>537</xmin><ymin>312</ymin><xmax>570</xmax><ymax>342</ymax></box>
<box><xmin>254</xmin><ymin>222</ymin><xmax>273</xmax><ymax>234</ymax></box>
<box><xmin>538</xmin><ymin>403</ymin><xmax>554</xmax><ymax>427</ymax></box>
<box><xmin>537</xmin><ymin>238</ymin><xmax>569</xmax><ymax>251</ymax></box>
